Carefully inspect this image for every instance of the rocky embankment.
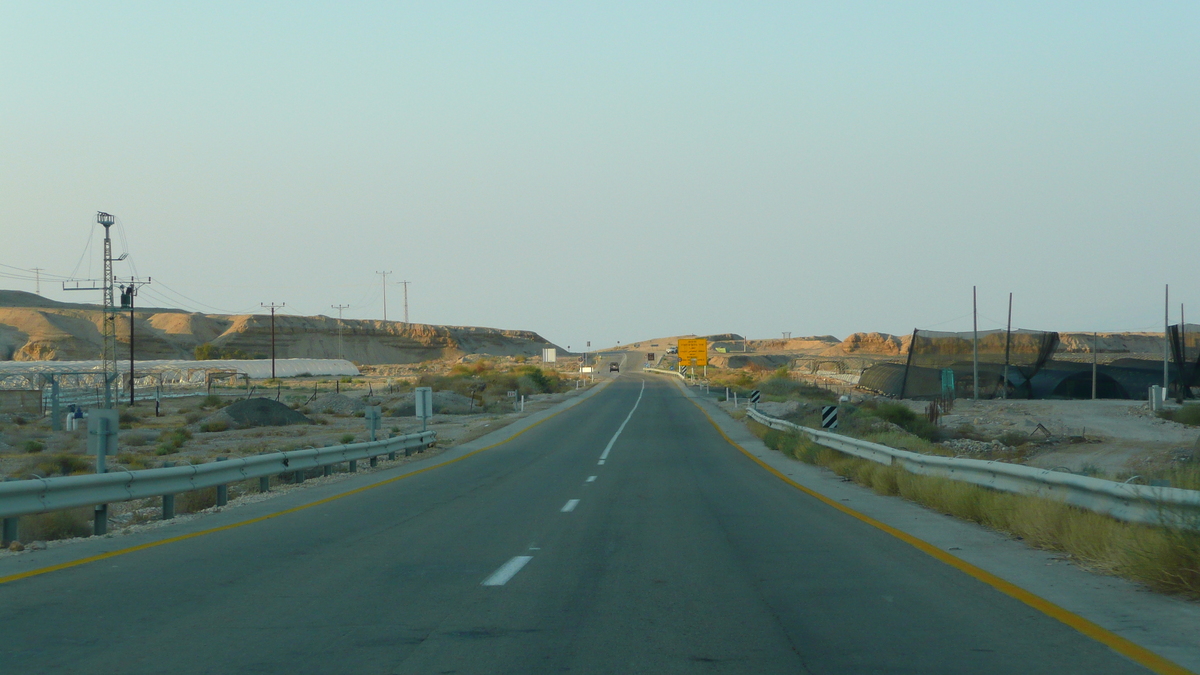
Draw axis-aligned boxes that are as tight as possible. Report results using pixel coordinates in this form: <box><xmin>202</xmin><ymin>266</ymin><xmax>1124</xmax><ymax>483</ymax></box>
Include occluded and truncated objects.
<box><xmin>0</xmin><ymin>290</ymin><xmax>561</xmax><ymax>365</ymax></box>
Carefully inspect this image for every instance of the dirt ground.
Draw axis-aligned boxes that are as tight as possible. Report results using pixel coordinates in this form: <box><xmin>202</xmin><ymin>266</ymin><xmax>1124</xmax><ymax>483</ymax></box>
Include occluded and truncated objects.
<box><xmin>921</xmin><ymin>398</ymin><xmax>1200</xmax><ymax>475</ymax></box>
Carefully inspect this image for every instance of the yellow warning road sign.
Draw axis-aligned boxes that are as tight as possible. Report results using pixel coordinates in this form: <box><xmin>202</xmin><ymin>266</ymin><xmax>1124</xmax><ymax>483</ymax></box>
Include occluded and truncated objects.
<box><xmin>676</xmin><ymin>338</ymin><xmax>708</xmax><ymax>367</ymax></box>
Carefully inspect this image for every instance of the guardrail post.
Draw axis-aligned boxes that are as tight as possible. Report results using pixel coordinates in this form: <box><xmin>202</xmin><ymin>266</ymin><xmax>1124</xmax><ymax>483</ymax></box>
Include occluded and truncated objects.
<box><xmin>349</xmin><ymin>460</ymin><xmax>358</xmax><ymax>473</ymax></box>
<box><xmin>370</xmin><ymin>455</ymin><xmax>378</xmax><ymax>468</ymax></box>
<box><xmin>293</xmin><ymin>470</ymin><xmax>304</xmax><ymax>484</ymax></box>
<box><xmin>162</xmin><ymin>494</ymin><xmax>175</xmax><ymax>520</ymax></box>
<box><xmin>94</xmin><ymin>504</ymin><xmax>108</xmax><ymax>535</ymax></box>
<box><xmin>323</xmin><ymin>465</ymin><xmax>332</xmax><ymax>477</ymax></box>
<box><xmin>388</xmin><ymin>450</ymin><xmax>396</xmax><ymax>460</ymax></box>
<box><xmin>214</xmin><ymin>457</ymin><xmax>228</xmax><ymax>507</ymax></box>
<box><xmin>259</xmin><ymin>476</ymin><xmax>270</xmax><ymax>493</ymax></box>
<box><xmin>2</xmin><ymin>517</ymin><xmax>17</xmax><ymax>546</ymax></box>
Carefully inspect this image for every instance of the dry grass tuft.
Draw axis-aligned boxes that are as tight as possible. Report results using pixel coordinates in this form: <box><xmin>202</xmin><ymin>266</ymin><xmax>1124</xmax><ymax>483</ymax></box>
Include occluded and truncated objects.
<box><xmin>751</xmin><ymin>423</ymin><xmax>1200</xmax><ymax>597</ymax></box>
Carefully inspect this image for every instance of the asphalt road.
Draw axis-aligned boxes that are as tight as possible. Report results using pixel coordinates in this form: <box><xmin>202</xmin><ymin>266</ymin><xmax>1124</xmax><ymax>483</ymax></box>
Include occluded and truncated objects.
<box><xmin>0</xmin><ymin>376</ymin><xmax>1161</xmax><ymax>674</ymax></box>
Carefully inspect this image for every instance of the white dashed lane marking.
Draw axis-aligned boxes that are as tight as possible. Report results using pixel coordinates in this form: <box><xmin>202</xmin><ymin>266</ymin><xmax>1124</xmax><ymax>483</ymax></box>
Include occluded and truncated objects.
<box><xmin>482</xmin><ymin>556</ymin><xmax>533</xmax><ymax>586</ymax></box>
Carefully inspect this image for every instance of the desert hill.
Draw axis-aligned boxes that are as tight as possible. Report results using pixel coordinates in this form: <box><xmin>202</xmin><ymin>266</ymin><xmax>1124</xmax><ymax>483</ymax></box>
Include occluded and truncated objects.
<box><xmin>0</xmin><ymin>290</ymin><xmax>562</xmax><ymax>365</ymax></box>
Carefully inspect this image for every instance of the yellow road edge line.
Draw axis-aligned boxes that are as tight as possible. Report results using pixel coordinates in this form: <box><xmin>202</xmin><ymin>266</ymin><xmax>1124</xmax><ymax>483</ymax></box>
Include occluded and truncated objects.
<box><xmin>686</xmin><ymin>395</ymin><xmax>1195</xmax><ymax>675</ymax></box>
<box><xmin>0</xmin><ymin>394</ymin><xmax>586</xmax><ymax>587</ymax></box>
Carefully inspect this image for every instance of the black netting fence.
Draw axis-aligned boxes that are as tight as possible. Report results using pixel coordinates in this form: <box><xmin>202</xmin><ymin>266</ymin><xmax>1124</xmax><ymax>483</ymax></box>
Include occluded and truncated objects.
<box><xmin>893</xmin><ymin>329</ymin><xmax>1059</xmax><ymax>399</ymax></box>
<box><xmin>1168</xmin><ymin>324</ymin><xmax>1200</xmax><ymax>401</ymax></box>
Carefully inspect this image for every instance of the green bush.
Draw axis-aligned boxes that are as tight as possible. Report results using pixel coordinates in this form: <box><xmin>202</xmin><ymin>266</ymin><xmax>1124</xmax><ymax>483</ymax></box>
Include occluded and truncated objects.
<box><xmin>26</xmin><ymin>453</ymin><xmax>91</xmax><ymax>477</ymax></box>
<box><xmin>23</xmin><ymin>440</ymin><xmax>45</xmax><ymax>454</ymax></box>
<box><xmin>1161</xmin><ymin>405</ymin><xmax>1200</xmax><ymax>427</ymax></box>
<box><xmin>870</xmin><ymin>402</ymin><xmax>941</xmax><ymax>441</ymax></box>
<box><xmin>158</xmin><ymin>428</ymin><xmax>192</xmax><ymax>451</ymax></box>
<box><xmin>199</xmin><ymin>420</ymin><xmax>229</xmax><ymax>433</ymax></box>
<box><xmin>340</xmin><ymin>434</ymin><xmax>355</xmax><ymax>444</ymax></box>
<box><xmin>195</xmin><ymin>343</ymin><xmax>253</xmax><ymax>360</ymax></box>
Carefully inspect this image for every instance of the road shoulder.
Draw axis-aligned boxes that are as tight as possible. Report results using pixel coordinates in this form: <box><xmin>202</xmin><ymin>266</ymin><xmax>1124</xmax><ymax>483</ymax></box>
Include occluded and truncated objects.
<box><xmin>665</xmin><ymin>377</ymin><xmax>1200</xmax><ymax>674</ymax></box>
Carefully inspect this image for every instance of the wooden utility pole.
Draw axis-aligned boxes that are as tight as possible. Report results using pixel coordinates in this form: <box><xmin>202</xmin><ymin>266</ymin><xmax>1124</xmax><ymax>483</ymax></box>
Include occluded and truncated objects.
<box><xmin>1002</xmin><ymin>293</ymin><xmax>1012</xmax><ymax>399</ymax></box>
<box><xmin>376</xmin><ymin>271</ymin><xmax>392</xmax><ymax>322</ymax></box>
<box><xmin>121</xmin><ymin>277</ymin><xmax>152</xmax><ymax>406</ymax></box>
<box><xmin>261</xmin><ymin>303</ymin><xmax>285</xmax><ymax>379</ymax></box>
<box><xmin>972</xmin><ymin>286</ymin><xmax>979</xmax><ymax>400</ymax></box>
<box><xmin>331</xmin><ymin>304</ymin><xmax>349</xmax><ymax>360</ymax></box>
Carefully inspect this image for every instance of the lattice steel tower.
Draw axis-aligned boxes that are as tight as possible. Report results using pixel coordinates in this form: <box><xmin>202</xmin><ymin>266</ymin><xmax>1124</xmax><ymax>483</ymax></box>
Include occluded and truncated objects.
<box><xmin>98</xmin><ymin>212</ymin><xmax>118</xmax><ymax>406</ymax></box>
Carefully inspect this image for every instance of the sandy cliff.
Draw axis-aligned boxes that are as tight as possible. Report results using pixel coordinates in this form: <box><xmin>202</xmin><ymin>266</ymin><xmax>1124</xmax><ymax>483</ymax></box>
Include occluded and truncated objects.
<box><xmin>0</xmin><ymin>290</ymin><xmax>560</xmax><ymax>364</ymax></box>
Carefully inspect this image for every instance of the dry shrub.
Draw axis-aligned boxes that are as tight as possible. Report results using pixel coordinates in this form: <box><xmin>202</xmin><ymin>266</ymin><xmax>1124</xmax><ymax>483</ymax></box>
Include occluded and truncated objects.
<box><xmin>19</xmin><ymin>508</ymin><xmax>92</xmax><ymax>541</ymax></box>
<box><xmin>178</xmin><ymin>488</ymin><xmax>218</xmax><ymax>514</ymax></box>
<box><xmin>753</xmin><ymin>420</ymin><xmax>1200</xmax><ymax>597</ymax></box>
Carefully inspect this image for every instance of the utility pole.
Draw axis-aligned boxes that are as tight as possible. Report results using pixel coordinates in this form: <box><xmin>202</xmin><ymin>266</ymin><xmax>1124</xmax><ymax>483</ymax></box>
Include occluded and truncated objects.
<box><xmin>1165</xmin><ymin>285</ymin><xmax>1170</xmax><ymax>395</ymax></box>
<box><xmin>1002</xmin><ymin>292</ymin><xmax>1012</xmax><ymax>399</ymax></box>
<box><xmin>63</xmin><ymin>212</ymin><xmax>126</xmax><ymax>408</ymax></box>
<box><xmin>261</xmin><ymin>302</ymin><xmax>285</xmax><ymax>379</ymax></box>
<box><xmin>121</xmin><ymin>277</ymin><xmax>152</xmax><ymax>406</ymax></box>
<box><xmin>331</xmin><ymin>304</ymin><xmax>349</xmax><ymax>360</ymax></box>
<box><xmin>376</xmin><ymin>271</ymin><xmax>392</xmax><ymax>322</ymax></box>
<box><xmin>400</xmin><ymin>280</ymin><xmax>410</xmax><ymax>323</ymax></box>
<box><xmin>972</xmin><ymin>286</ymin><xmax>979</xmax><ymax>401</ymax></box>
<box><xmin>30</xmin><ymin>268</ymin><xmax>44</xmax><ymax>295</ymax></box>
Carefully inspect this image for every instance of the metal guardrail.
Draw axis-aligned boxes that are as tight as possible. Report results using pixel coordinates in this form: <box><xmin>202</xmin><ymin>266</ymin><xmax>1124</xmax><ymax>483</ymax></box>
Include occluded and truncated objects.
<box><xmin>643</xmin><ymin>368</ymin><xmax>686</xmax><ymax>380</ymax></box>
<box><xmin>0</xmin><ymin>430</ymin><xmax>436</xmax><ymax>521</ymax></box>
<box><xmin>745</xmin><ymin>408</ymin><xmax>1200</xmax><ymax>530</ymax></box>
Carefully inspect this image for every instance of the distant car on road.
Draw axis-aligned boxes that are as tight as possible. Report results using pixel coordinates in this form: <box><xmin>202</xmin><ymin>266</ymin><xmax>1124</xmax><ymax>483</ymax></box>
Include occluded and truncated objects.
<box><xmin>609</xmin><ymin>363</ymin><xmax>619</xmax><ymax>372</ymax></box>
<box><xmin>666</xmin><ymin>346</ymin><xmax>677</xmax><ymax>354</ymax></box>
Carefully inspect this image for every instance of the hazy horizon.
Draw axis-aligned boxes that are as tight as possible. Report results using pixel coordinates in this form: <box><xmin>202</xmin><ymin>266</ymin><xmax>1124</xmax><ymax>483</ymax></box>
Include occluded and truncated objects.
<box><xmin>3</xmin><ymin>3</ymin><xmax>1197</xmax><ymax>350</ymax></box>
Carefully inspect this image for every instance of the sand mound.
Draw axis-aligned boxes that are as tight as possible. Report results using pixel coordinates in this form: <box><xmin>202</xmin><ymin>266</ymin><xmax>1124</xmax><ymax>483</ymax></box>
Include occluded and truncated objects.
<box><xmin>204</xmin><ymin>398</ymin><xmax>310</xmax><ymax>429</ymax></box>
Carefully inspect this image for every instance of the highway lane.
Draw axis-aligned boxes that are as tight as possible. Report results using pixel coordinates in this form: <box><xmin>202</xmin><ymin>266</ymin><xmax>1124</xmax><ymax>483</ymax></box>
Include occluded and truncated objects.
<box><xmin>0</xmin><ymin>376</ymin><xmax>1163</xmax><ymax>674</ymax></box>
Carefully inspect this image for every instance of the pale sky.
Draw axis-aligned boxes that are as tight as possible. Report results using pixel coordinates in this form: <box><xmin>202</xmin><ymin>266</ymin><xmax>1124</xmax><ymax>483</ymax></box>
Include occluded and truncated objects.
<box><xmin>2</xmin><ymin>2</ymin><xmax>1197</xmax><ymax>350</ymax></box>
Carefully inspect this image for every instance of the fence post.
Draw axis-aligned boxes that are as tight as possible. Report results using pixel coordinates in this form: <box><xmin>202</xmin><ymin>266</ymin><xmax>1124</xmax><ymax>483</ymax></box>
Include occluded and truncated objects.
<box><xmin>2</xmin><ymin>517</ymin><xmax>17</xmax><ymax>546</ymax></box>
